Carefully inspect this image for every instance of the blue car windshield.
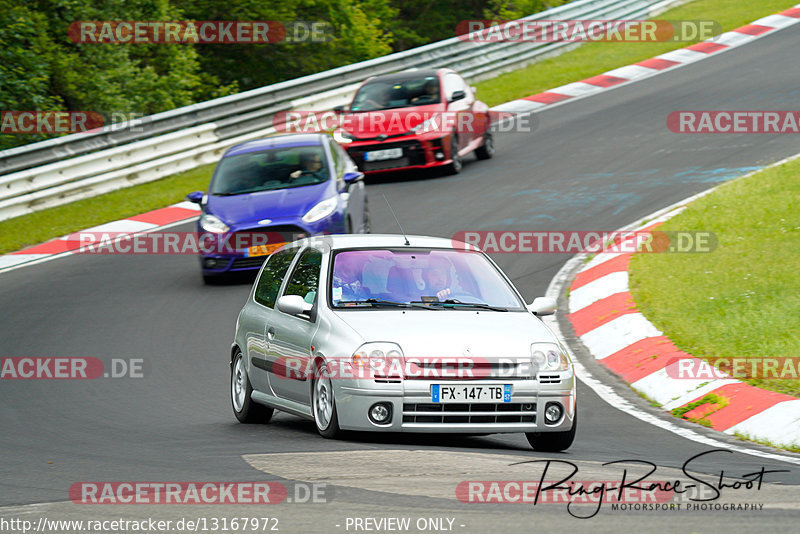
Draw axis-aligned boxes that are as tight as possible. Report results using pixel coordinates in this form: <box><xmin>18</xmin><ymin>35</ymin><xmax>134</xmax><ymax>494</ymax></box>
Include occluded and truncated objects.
<box><xmin>330</xmin><ymin>248</ymin><xmax>525</xmax><ymax>310</ymax></box>
<box><xmin>210</xmin><ymin>146</ymin><xmax>330</xmax><ymax>196</ymax></box>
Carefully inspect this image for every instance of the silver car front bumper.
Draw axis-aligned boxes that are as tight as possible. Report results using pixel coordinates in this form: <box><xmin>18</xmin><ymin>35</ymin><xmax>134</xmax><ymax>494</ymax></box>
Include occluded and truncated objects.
<box><xmin>335</xmin><ymin>375</ymin><xmax>576</xmax><ymax>433</ymax></box>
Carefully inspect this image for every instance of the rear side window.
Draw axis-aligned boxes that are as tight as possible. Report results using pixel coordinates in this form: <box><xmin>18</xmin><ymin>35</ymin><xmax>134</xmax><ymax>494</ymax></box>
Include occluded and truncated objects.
<box><xmin>283</xmin><ymin>249</ymin><xmax>323</xmax><ymax>305</ymax></box>
<box><xmin>254</xmin><ymin>248</ymin><xmax>298</xmax><ymax>307</ymax></box>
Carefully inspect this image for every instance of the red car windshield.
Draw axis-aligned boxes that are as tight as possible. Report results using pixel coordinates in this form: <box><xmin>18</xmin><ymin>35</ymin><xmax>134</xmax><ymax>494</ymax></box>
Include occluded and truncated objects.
<box><xmin>330</xmin><ymin>248</ymin><xmax>524</xmax><ymax>310</ymax></box>
<box><xmin>350</xmin><ymin>77</ymin><xmax>441</xmax><ymax>111</ymax></box>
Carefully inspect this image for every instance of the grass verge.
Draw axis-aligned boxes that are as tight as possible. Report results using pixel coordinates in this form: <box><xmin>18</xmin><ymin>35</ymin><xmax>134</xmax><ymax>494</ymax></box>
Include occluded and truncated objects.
<box><xmin>629</xmin><ymin>157</ymin><xmax>800</xmax><ymax>398</ymax></box>
<box><xmin>474</xmin><ymin>0</ymin><xmax>798</xmax><ymax>106</ymax></box>
<box><xmin>1</xmin><ymin>0</ymin><xmax>797</xmax><ymax>254</ymax></box>
<box><xmin>734</xmin><ymin>432</ymin><xmax>800</xmax><ymax>453</ymax></box>
<box><xmin>0</xmin><ymin>164</ymin><xmax>214</xmax><ymax>255</ymax></box>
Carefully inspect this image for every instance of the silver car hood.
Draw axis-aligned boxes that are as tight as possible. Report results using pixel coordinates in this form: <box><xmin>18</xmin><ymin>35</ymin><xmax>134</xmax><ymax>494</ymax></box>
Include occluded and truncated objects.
<box><xmin>333</xmin><ymin>309</ymin><xmax>559</xmax><ymax>359</ymax></box>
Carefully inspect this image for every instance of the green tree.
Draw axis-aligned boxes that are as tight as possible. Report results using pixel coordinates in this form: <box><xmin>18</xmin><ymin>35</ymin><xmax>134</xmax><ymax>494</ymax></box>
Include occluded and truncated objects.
<box><xmin>0</xmin><ymin>0</ymin><xmax>236</xmax><ymax>151</ymax></box>
<box><xmin>0</xmin><ymin>1</ymin><xmax>65</xmax><ymax>149</ymax></box>
<box><xmin>484</xmin><ymin>0</ymin><xmax>568</xmax><ymax>20</ymax></box>
<box><xmin>180</xmin><ymin>0</ymin><xmax>396</xmax><ymax>90</ymax></box>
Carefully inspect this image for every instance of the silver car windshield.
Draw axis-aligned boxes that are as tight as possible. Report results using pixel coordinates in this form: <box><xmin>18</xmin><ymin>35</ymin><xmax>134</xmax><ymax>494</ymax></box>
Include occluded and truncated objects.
<box><xmin>330</xmin><ymin>248</ymin><xmax>525</xmax><ymax>310</ymax></box>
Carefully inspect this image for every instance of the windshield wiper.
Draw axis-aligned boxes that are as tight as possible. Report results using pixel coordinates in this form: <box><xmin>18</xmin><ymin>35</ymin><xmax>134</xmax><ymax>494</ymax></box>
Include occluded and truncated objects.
<box><xmin>411</xmin><ymin>299</ymin><xmax>509</xmax><ymax>312</ymax></box>
<box><xmin>337</xmin><ymin>299</ymin><xmax>435</xmax><ymax>310</ymax></box>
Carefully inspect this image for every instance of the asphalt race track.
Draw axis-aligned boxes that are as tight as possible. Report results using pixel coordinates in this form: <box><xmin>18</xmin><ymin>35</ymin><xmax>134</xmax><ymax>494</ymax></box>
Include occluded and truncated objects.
<box><xmin>1</xmin><ymin>23</ymin><xmax>799</xmax><ymax>533</ymax></box>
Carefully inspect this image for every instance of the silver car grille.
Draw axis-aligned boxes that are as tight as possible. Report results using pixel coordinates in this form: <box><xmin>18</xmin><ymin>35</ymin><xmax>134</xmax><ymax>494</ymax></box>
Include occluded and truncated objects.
<box><xmin>402</xmin><ymin>403</ymin><xmax>536</xmax><ymax>424</ymax></box>
<box><xmin>538</xmin><ymin>374</ymin><xmax>562</xmax><ymax>384</ymax></box>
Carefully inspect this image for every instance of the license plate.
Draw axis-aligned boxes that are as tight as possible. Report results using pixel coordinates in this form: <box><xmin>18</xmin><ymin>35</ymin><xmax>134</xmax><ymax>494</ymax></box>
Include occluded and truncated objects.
<box><xmin>432</xmin><ymin>384</ymin><xmax>512</xmax><ymax>403</ymax></box>
<box><xmin>245</xmin><ymin>242</ymin><xmax>286</xmax><ymax>257</ymax></box>
<box><xmin>364</xmin><ymin>148</ymin><xmax>403</xmax><ymax>161</ymax></box>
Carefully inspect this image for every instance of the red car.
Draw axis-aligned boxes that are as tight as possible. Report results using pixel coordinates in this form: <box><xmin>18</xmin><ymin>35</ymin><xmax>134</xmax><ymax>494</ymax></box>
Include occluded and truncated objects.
<box><xmin>333</xmin><ymin>68</ymin><xmax>494</xmax><ymax>175</ymax></box>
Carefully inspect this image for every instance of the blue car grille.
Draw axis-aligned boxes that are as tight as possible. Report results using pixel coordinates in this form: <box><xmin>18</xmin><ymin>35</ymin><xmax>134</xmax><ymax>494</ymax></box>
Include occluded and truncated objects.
<box><xmin>230</xmin><ymin>256</ymin><xmax>268</xmax><ymax>269</ymax></box>
<box><xmin>230</xmin><ymin>225</ymin><xmax>306</xmax><ymax>247</ymax></box>
<box><xmin>225</xmin><ymin>225</ymin><xmax>305</xmax><ymax>270</ymax></box>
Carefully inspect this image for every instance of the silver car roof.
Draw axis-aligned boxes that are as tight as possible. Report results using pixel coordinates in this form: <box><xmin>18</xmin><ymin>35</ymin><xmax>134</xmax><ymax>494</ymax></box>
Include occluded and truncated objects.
<box><xmin>291</xmin><ymin>234</ymin><xmax>479</xmax><ymax>252</ymax></box>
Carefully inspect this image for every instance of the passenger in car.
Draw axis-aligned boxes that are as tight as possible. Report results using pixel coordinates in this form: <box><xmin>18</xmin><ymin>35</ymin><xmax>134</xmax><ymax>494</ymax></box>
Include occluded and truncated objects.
<box><xmin>332</xmin><ymin>254</ymin><xmax>372</xmax><ymax>303</ymax></box>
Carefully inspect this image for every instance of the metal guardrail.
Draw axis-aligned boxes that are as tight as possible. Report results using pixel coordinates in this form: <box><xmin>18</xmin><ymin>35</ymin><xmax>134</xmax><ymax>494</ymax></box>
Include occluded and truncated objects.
<box><xmin>0</xmin><ymin>0</ymin><xmax>681</xmax><ymax>221</ymax></box>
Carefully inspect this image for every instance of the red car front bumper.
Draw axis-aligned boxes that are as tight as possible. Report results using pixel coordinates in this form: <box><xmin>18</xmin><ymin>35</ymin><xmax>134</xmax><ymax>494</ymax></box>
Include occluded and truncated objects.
<box><xmin>343</xmin><ymin>134</ymin><xmax>456</xmax><ymax>174</ymax></box>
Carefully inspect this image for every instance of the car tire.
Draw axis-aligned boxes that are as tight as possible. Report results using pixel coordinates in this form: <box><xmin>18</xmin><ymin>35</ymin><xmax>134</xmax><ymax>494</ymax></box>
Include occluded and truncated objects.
<box><xmin>231</xmin><ymin>350</ymin><xmax>274</xmax><ymax>424</ymax></box>
<box><xmin>312</xmin><ymin>361</ymin><xmax>342</xmax><ymax>439</ymax></box>
<box><xmin>525</xmin><ymin>408</ymin><xmax>577</xmax><ymax>452</ymax></box>
<box><xmin>445</xmin><ymin>134</ymin><xmax>462</xmax><ymax>175</ymax></box>
<box><xmin>475</xmin><ymin>129</ymin><xmax>495</xmax><ymax>160</ymax></box>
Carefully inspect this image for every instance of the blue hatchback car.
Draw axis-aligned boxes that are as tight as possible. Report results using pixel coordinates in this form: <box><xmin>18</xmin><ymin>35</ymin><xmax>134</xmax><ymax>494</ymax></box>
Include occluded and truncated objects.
<box><xmin>186</xmin><ymin>133</ymin><xmax>369</xmax><ymax>283</ymax></box>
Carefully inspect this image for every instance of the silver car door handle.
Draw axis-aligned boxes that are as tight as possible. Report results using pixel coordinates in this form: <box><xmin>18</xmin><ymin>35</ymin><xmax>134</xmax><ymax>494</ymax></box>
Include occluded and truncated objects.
<box><xmin>267</xmin><ymin>327</ymin><xmax>275</xmax><ymax>340</ymax></box>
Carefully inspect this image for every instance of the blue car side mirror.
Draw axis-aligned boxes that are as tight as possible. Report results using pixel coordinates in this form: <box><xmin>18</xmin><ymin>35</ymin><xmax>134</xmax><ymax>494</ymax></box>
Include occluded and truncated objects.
<box><xmin>186</xmin><ymin>191</ymin><xmax>204</xmax><ymax>203</ymax></box>
<box><xmin>343</xmin><ymin>171</ymin><xmax>364</xmax><ymax>183</ymax></box>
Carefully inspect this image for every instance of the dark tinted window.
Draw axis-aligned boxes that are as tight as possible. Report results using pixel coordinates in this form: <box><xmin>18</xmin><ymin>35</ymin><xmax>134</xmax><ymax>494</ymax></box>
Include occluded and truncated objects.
<box><xmin>254</xmin><ymin>248</ymin><xmax>298</xmax><ymax>307</ymax></box>
<box><xmin>283</xmin><ymin>249</ymin><xmax>323</xmax><ymax>305</ymax></box>
<box><xmin>351</xmin><ymin>76</ymin><xmax>441</xmax><ymax>111</ymax></box>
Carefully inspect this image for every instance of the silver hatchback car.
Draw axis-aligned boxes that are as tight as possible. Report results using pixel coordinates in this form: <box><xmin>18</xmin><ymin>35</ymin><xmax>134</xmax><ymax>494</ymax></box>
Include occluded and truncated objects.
<box><xmin>230</xmin><ymin>234</ymin><xmax>577</xmax><ymax>451</ymax></box>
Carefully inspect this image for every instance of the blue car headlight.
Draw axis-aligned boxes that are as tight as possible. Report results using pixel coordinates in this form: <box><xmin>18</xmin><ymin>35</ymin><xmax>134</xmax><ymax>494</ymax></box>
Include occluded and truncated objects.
<box><xmin>302</xmin><ymin>197</ymin><xmax>338</xmax><ymax>223</ymax></box>
<box><xmin>199</xmin><ymin>213</ymin><xmax>229</xmax><ymax>234</ymax></box>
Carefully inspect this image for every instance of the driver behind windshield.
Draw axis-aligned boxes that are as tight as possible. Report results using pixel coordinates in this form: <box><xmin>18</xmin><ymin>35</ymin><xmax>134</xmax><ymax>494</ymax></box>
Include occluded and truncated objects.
<box><xmin>410</xmin><ymin>79</ymin><xmax>440</xmax><ymax>104</ymax></box>
<box><xmin>290</xmin><ymin>151</ymin><xmax>325</xmax><ymax>179</ymax></box>
<box><xmin>423</xmin><ymin>259</ymin><xmax>454</xmax><ymax>301</ymax></box>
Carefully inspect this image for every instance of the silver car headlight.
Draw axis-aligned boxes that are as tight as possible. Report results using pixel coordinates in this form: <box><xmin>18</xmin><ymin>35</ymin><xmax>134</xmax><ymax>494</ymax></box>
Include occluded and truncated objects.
<box><xmin>352</xmin><ymin>342</ymin><xmax>404</xmax><ymax>375</ymax></box>
<box><xmin>531</xmin><ymin>342</ymin><xmax>570</xmax><ymax>372</ymax></box>
<box><xmin>199</xmin><ymin>213</ymin><xmax>229</xmax><ymax>234</ymax></box>
<box><xmin>302</xmin><ymin>196</ymin><xmax>338</xmax><ymax>223</ymax></box>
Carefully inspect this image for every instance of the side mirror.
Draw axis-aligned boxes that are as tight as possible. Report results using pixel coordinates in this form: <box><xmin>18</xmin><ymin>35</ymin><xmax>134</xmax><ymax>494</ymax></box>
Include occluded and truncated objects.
<box><xmin>449</xmin><ymin>90</ymin><xmax>466</xmax><ymax>103</ymax></box>
<box><xmin>528</xmin><ymin>297</ymin><xmax>557</xmax><ymax>316</ymax></box>
<box><xmin>277</xmin><ymin>295</ymin><xmax>313</xmax><ymax>317</ymax></box>
<box><xmin>186</xmin><ymin>191</ymin><xmax>204</xmax><ymax>204</ymax></box>
<box><xmin>471</xmin><ymin>86</ymin><xmax>477</xmax><ymax>95</ymax></box>
<box><xmin>343</xmin><ymin>171</ymin><xmax>364</xmax><ymax>183</ymax></box>
<box><xmin>333</xmin><ymin>105</ymin><xmax>346</xmax><ymax>114</ymax></box>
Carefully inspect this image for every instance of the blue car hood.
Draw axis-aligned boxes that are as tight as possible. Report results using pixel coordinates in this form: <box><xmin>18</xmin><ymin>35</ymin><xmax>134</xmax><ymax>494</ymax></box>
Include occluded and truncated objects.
<box><xmin>206</xmin><ymin>182</ymin><xmax>332</xmax><ymax>226</ymax></box>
